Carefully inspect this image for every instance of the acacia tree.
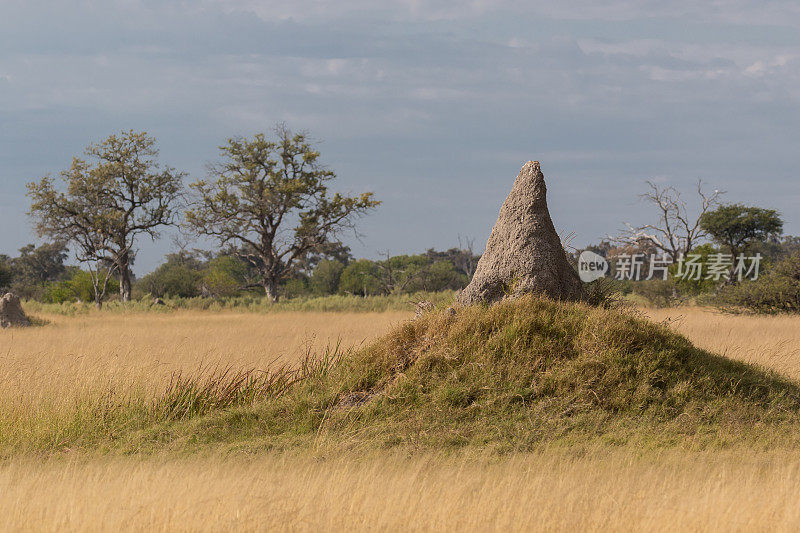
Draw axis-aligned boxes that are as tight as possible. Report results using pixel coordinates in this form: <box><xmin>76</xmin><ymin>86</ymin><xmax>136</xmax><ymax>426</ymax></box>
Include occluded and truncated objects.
<box><xmin>185</xmin><ymin>125</ymin><xmax>380</xmax><ymax>302</ymax></box>
<box><xmin>700</xmin><ymin>204</ymin><xmax>784</xmax><ymax>258</ymax></box>
<box><xmin>28</xmin><ymin>131</ymin><xmax>184</xmax><ymax>302</ymax></box>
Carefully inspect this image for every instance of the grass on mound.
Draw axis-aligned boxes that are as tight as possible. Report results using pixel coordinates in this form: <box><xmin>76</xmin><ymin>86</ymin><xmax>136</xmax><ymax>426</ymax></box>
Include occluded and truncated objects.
<box><xmin>7</xmin><ymin>295</ymin><xmax>800</xmax><ymax>456</ymax></box>
<box><xmin>132</xmin><ymin>295</ymin><xmax>800</xmax><ymax>453</ymax></box>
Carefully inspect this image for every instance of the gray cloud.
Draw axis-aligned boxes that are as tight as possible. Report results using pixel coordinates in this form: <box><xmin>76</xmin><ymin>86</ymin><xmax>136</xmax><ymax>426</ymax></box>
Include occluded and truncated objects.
<box><xmin>1</xmin><ymin>0</ymin><xmax>798</xmax><ymax>273</ymax></box>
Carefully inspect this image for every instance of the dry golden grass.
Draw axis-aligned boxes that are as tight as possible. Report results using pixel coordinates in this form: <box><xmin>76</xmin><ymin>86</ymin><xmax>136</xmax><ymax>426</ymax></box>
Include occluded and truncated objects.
<box><xmin>0</xmin><ymin>311</ymin><xmax>409</xmax><ymax>409</ymax></box>
<box><xmin>3</xmin><ymin>450</ymin><xmax>800</xmax><ymax>531</ymax></box>
<box><xmin>644</xmin><ymin>307</ymin><xmax>800</xmax><ymax>381</ymax></box>
<box><xmin>2</xmin><ymin>305</ymin><xmax>800</xmax><ymax>531</ymax></box>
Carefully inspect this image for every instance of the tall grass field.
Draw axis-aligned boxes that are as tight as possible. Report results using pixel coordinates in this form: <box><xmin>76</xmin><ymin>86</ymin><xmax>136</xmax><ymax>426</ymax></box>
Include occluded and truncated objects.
<box><xmin>2</xmin><ymin>302</ymin><xmax>800</xmax><ymax>530</ymax></box>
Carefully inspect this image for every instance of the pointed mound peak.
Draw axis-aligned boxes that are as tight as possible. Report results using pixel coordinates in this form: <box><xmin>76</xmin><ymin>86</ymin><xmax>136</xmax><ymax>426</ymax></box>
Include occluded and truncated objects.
<box><xmin>456</xmin><ymin>161</ymin><xmax>583</xmax><ymax>306</ymax></box>
<box><xmin>511</xmin><ymin>160</ymin><xmax>547</xmax><ymax>208</ymax></box>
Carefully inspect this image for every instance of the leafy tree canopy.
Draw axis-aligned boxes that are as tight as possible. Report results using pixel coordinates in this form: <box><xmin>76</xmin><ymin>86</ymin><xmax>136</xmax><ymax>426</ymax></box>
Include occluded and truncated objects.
<box><xmin>700</xmin><ymin>204</ymin><xmax>783</xmax><ymax>256</ymax></box>
<box><xmin>28</xmin><ymin>130</ymin><xmax>185</xmax><ymax>305</ymax></box>
<box><xmin>185</xmin><ymin>124</ymin><xmax>379</xmax><ymax>302</ymax></box>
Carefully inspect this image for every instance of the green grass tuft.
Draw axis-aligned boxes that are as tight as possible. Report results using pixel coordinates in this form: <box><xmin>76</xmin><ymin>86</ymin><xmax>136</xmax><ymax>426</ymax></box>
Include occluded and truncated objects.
<box><xmin>153</xmin><ymin>343</ymin><xmax>345</xmax><ymax>421</ymax></box>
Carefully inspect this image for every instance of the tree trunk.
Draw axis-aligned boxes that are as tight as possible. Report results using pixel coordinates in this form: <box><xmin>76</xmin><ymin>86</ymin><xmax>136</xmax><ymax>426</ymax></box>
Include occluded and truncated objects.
<box><xmin>115</xmin><ymin>246</ymin><xmax>133</xmax><ymax>302</ymax></box>
<box><xmin>264</xmin><ymin>279</ymin><xmax>279</xmax><ymax>303</ymax></box>
<box><xmin>91</xmin><ymin>269</ymin><xmax>107</xmax><ymax>310</ymax></box>
<box><xmin>119</xmin><ymin>265</ymin><xmax>133</xmax><ymax>302</ymax></box>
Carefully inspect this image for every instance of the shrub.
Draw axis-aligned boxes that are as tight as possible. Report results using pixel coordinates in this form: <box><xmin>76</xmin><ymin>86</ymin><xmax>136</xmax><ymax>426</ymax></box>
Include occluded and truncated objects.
<box><xmin>41</xmin><ymin>280</ymin><xmax>75</xmax><ymax>304</ymax></box>
<box><xmin>42</xmin><ymin>269</ymin><xmax>119</xmax><ymax>304</ymax></box>
<box><xmin>711</xmin><ymin>254</ymin><xmax>800</xmax><ymax>313</ymax></box>
<box><xmin>582</xmin><ymin>277</ymin><xmax>624</xmax><ymax>309</ymax></box>
<box><xmin>136</xmin><ymin>254</ymin><xmax>204</xmax><ymax>299</ymax></box>
<box><xmin>409</xmin><ymin>260</ymin><xmax>467</xmax><ymax>292</ymax></box>
<box><xmin>281</xmin><ymin>277</ymin><xmax>309</xmax><ymax>299</ymax></box>
<box><xmin>671</xmin><ymin>243</ymin><xmax>719</xmax><ymax>296</ymax></box>
<box><xmin>310</xmin><ymin>259</ymin><xmax>345</xmax><ymax>295</ymax></box>
<box><xmin>339</xmin><ymin>259</ymin><xmax>383</xmax><ymax>296</ymax></box>
<box><xmin>139</xmin><ymin>264</ymin><xmax>202</xmax><ymax>299</ymax></box>
<box><xmin>631</xmin><ymin>279</ymin><xmax>681</xmax><ymax>308</ymax></box>
<box><xmin>202</xmin><ymin>256</ymin><xmax>251</xmax><ymax>298</ymax></box>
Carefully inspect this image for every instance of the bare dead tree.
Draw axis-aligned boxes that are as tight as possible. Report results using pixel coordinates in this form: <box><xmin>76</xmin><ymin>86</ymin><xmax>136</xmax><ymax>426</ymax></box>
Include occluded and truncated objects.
<box><xmin>616</xmin><ymin>179</ymin><xmax>724</xmax><ymax>258</ymax></box>
<box><xmin>375</xmin><ymin>250</ymin><xmax>415</xmax><ymax>294</ymax></box>
<box><xmin>457</xmin><ymin>235</ymin><xmax>479</xmax><ymax>279</ymax></box>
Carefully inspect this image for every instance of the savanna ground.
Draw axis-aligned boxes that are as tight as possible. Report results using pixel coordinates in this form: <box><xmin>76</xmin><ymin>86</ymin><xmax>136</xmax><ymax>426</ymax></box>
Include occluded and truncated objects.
<box><xmin>1</xmin><ymin>304</ymin><xmax>800</xmax><ymax>531</ymax></box>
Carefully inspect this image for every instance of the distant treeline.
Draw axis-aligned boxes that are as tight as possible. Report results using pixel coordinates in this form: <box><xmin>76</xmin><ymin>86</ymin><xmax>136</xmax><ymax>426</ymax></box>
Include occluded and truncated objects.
<box><xmin>572</xmin><ymin>235</ymin><xmax>800</xmax><ymax>312</ymax></box>
<box><xmin>0</xmin><ymin>243</ymin><xmax>480</xmax><ymax>303</ymax></box>
<box><xmin>7</xmin><ymin>124</ymin><xmax>800</xmax><ymax>316</ymax></box>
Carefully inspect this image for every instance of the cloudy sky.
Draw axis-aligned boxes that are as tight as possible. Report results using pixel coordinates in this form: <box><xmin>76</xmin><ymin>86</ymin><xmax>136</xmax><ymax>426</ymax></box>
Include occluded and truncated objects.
<box><xmin>2</xmin><ymin>0</ymin><xmax>799</xmax><ymax>274</ymax></box>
